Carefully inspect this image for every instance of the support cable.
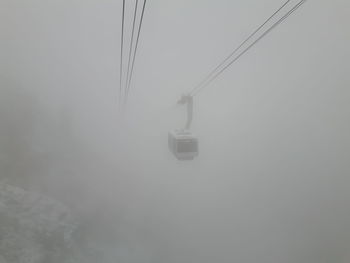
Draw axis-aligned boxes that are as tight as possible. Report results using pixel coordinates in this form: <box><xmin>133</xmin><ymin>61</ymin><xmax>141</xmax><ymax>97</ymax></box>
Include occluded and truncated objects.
<box><xmin>192</xmin><ymin>0</ymin><xmax>307</xmax><ymax>97</ymax></box>
<box><xmin>125</xmin><ymin>0</ymin><xmax>147</xmax><ymax>104</ymax></box>
<box><xmin>190</xmin><ymin>0</ymin><xmax>293</xmax><ymax>96</ymax></box>
<box><xmin>125</xmin><ymin>0</ymin><xmax>139</xmax><ymax>99</ymax></box>
<box><xmin>119</xmin><ymin>0</ymin><xmax>126</xmax><ymax>107</ymax></box>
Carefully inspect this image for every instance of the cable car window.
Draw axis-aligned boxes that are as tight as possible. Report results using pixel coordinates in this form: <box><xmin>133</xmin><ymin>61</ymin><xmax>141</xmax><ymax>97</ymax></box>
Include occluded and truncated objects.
<box><xmin>177</xmin><ymin>140</ymin><xmax>198</xmax><ymax>153</ymax></box>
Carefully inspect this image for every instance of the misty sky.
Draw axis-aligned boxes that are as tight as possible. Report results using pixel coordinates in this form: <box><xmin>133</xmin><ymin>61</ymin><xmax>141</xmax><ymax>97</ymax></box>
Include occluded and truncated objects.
<box><xmin>0</xmin><ymin>0</ymin><xmax>350</xmax><ymax>262</ymax></box>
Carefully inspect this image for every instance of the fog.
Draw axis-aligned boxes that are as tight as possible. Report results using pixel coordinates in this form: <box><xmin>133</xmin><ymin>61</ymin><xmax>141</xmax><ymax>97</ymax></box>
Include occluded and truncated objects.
<box><xmin>0</xmin><ymin>0</ymin><xmax>349</xmax><ymax>262</ymax></box>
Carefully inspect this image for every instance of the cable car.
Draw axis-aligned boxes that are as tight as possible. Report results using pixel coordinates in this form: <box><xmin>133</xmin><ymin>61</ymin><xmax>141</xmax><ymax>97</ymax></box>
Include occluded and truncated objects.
<box><xmin>169</xmin><ymin>94</ymin><xmax>198</xmax><ymax>160</ymax></box>
<box><xmin>168</xmin><ymin>129</ymin><xmax>198</xmax><ymax>160</ymax></box>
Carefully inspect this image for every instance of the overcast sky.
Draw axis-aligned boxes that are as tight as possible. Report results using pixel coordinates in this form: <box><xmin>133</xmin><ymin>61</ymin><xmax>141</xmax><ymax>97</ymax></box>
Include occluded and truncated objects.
<box><xmin>0</xmin><ymin>0</ymin><xmax>350</xmax><ymax>262</ymax></box>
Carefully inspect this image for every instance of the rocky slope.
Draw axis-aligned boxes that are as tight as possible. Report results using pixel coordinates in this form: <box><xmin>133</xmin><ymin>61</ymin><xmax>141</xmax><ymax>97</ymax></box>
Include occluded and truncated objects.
<box><xmin>0</xmin><ymin>183</ymin><xmax>78</xmax><ymax>263</ymax></box>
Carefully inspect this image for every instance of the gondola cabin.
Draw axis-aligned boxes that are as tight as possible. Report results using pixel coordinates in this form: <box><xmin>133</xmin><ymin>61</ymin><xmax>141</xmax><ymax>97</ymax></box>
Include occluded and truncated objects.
<box><xmin>168</xmin><ymin>130</ymin><xmax>198</xmax><ymax>160</ymax></box>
